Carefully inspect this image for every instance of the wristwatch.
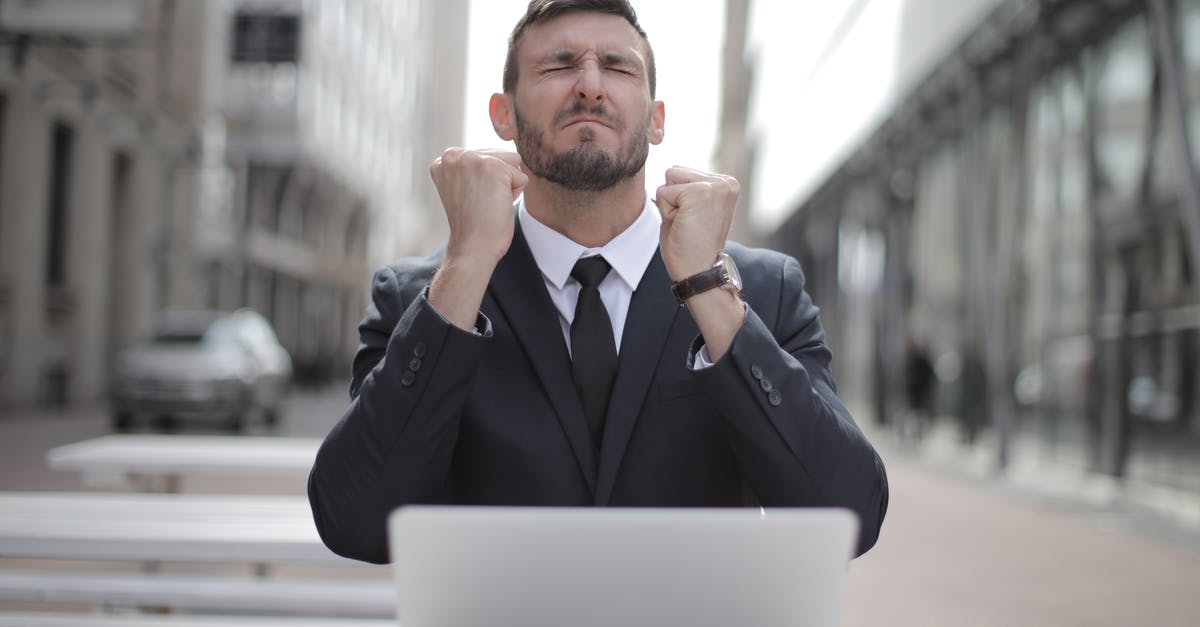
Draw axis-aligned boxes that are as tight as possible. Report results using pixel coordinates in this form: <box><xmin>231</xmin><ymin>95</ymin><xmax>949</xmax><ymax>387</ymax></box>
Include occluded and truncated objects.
<box><xmin>671</xmin><ymin>252</ymin><xmax>742</xmax><ymax>306</ymax></box>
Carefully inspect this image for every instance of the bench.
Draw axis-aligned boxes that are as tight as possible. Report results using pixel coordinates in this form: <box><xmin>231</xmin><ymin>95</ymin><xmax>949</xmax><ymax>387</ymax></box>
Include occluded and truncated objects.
<box><xmin>0</xmin><ymin>570</ymin><xmax>393</xmax><ymax>618</ymax></box>
<box><xmin>0</xmin><ymin>613</ymin><xmax>395</xmax><ymax>626</ymax></box>
<box><xmin>0</xmin><ymin>491</ymin><xmax>338</xmax><ymax>564</ymax></box>
<box><xmin>46</xmin><ymin>435</ymin><xmax>321</xmax><ymax>492</ymax></box>
<box><xmin>0</xmin><ymin>492</ymin><xmax>393</xmax><ymax>620</ymax></box>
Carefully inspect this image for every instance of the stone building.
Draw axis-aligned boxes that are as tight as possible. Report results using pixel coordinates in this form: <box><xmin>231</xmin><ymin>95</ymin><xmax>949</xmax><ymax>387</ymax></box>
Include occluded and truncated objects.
<box><xmin>0</xmin><ymin>0</ymin><xmax>467</xmax><ymax>408</ymax></box>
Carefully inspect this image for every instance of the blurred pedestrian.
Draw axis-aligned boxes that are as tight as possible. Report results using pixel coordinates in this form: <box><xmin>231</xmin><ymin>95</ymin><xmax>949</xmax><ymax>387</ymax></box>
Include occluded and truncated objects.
<box><xmin>906</xmin><ymin>338</ymin><xmax>936</xmax><ymax>438</ymax></box>
<box><xmin>308</xmin><ymin>0</ymin><xmax>888</xmax><ymax>565</ymax></box>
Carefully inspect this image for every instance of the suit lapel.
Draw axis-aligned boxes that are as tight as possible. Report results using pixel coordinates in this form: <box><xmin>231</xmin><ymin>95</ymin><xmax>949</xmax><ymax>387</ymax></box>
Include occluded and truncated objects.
<box><xmin>594</xmin><ymin>250</ymin><xmax>681</xmax><ymax>505</ymax></box>
<box><xmin>485</xmin><ymin>219</ymin><xmax>597</xmax><ymax>492</ymax></box>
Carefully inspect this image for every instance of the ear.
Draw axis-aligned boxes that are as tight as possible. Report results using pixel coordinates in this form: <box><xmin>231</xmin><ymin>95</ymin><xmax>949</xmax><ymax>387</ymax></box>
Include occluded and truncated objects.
<box><xmin>490</xmin><ymin>93</ymin><xmax>517</xmax><ymax>141</ymax></box>
<box><xmin>649</xmin><ymin>100</ymin><xmax>665</xmax><ymax>145</ymax></box>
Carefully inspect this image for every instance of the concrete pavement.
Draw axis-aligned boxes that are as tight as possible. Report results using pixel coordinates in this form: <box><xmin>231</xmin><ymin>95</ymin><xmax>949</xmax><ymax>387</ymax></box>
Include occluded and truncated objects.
<box><xmin>843</xmin><ymin>437</ymin><xmax>1200</xmax><ymax>626</ymax></box>
<box><xmin>2</xmin><ymin>389</ymin><xmax>1199</xmax><ymax>625</ymax></box>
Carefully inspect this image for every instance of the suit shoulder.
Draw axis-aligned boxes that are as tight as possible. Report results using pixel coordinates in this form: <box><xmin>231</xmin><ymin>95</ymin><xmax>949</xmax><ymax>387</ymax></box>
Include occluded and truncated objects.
<box><xmin>372</xmin><ymin>249</ymin><xmax>445</xmax><ymax>300</ymax></box>
<box><xmin>724</xmin><ymin>241</ymin><xmax>802</xmax><ymax>289</ymax></box>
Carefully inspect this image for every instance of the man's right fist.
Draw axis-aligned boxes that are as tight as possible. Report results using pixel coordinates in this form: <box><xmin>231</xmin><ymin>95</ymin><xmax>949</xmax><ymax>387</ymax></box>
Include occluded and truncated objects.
<box><xmin>430</xmin><ymin>148</ymin><xmax>528</xmax><ymax>265</ymax></box>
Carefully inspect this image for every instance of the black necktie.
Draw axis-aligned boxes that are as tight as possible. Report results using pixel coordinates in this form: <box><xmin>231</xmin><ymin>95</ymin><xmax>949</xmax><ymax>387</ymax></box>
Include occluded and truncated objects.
<box><xmin>570</xmin><ymin>256</ymin><xmax>617</xmax><ymax>448</ymax></box>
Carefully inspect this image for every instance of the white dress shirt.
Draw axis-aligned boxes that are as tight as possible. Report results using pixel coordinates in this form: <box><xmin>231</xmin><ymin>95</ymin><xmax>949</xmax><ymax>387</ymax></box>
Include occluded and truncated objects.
<box><xmin>518</xmin><ymin>196</ymin><xmax>661</xmax><ymax>358</ymax></box>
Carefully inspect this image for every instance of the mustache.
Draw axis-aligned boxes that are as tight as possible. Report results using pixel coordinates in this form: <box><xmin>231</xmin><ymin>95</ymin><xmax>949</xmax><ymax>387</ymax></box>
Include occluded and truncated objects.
<box><xmin>552</xmin><ymin>101</ymin><xmax>620</xmax><ymax>128</ymax></box>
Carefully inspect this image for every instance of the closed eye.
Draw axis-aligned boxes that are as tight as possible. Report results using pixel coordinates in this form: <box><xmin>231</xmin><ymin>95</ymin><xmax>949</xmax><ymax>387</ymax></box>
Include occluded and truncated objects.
<box><xmin>602</xmin><ymin>52</ymin><xmax>639</xmax><ymax>77</ymax></box>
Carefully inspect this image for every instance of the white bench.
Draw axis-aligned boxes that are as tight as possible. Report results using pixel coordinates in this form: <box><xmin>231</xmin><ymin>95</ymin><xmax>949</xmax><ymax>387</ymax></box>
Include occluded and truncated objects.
<box><xmin>0</xmin><ymin>492</ymin><xmax>339</xmax><ymax>564</ymax></box>
<box><xmin>0</xmin><ymin>570</ymin><xmax>394</xmax><ymax>618</ymax></box>
<box><xmin>0</xmin><ymin>613</ymin><xmax>395</xmax><ymax>626</ymax></box>
<box><xmin>46</xmin><ymin>435</ymin><xmax>321</xmax><ymax>492</ymax></box>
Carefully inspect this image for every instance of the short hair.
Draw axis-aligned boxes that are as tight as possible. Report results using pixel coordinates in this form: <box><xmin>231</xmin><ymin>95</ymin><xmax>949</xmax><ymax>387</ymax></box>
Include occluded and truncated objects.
<box><xmin>502</xmin><ymin>0</ymin><xmax>656</xmax><ymax>97</ymax></box>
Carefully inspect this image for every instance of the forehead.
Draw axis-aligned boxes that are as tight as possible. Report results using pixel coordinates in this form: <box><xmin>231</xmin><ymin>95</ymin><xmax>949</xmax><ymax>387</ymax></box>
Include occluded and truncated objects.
<box><xmin>517</xmin><ymin>12</ymin><xmax>647</xmax><ymax>65</ymax></box>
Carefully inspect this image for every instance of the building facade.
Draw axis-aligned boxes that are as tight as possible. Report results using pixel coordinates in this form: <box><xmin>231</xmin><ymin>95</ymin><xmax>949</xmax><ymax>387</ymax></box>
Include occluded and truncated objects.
<box><xmin>0</xmin><ymin>0</ymin><xmax>467</xmax><ymax>408</ymax></box>
<box><xmin>220</xmin><ymin>0</ymin><xmax>467</xmax><ymax>382</ymax></box>
<box><xmin>734</xmin><ymin>0</ymin><xmax>1200</xmax><ymax>506</ymax></box>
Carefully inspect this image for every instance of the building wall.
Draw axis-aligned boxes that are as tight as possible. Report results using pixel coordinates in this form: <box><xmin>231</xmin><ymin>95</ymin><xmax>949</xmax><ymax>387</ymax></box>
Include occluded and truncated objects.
<box><xmin>743</xmin><ymin>0</ymin><xmax>1200</xmax><ymax>501</ymax></box>
<box><xmin>222</xmin><ymin>0</ymin><xmax>468</xmax><ymax>382</ymax></box>
<box><xmin>0</xmin><ymin>0</ymin><xmax>469</xmax><ymax>407</ymax></box>
<box><xmin>0</xmin><ymin>0</ymin><xmax>195</xmax><ymax>407</ymax></box>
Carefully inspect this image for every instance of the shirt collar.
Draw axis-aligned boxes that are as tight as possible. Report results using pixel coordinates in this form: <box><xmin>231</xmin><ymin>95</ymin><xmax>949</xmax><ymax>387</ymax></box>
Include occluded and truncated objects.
<box><xmin>518</xmin><ymin>195</ymin><xmax>662</xmax><ymax>291</ymax></box>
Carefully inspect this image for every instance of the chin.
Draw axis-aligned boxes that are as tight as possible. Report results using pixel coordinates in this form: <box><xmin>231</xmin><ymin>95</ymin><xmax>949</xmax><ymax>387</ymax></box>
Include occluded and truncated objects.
<box><xmin>565</xmin><ymin>138</ymin><xmax>614</xmax><ymax>155</ymax></box>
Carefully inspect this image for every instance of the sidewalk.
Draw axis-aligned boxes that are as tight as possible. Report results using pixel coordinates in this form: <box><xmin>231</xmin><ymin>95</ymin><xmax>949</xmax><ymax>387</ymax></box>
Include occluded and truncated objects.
<box><xmin>843</xmin><ymin>422</ymin><xmax>1200</xmax><ymax>627</ymax></box>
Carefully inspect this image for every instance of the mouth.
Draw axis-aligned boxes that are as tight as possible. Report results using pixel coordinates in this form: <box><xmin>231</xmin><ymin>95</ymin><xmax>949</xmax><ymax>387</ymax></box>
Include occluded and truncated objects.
<box><xmin>563</xmin><ymin>117</ymin><xmax>612</xmax><ymax>130</ymax></box>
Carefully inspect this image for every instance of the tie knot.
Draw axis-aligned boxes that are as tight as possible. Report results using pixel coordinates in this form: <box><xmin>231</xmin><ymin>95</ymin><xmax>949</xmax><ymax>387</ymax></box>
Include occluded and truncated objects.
<box><xmin>571</xmin><ymin>256</ymin><xmax>611</xmax><ymax>288</ymax></box>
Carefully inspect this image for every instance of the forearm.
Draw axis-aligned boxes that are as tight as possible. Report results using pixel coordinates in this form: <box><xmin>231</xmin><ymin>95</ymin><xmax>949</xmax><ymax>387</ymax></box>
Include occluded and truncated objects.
<box><xmin>682</xmin><ymin>289</ymin><xmax>745</xmax><ymax>362</ymax></box>
<box><xmin>429</xmin><ymin>254</ymin><xmax>498</xmax><ymax>332</ymax></box>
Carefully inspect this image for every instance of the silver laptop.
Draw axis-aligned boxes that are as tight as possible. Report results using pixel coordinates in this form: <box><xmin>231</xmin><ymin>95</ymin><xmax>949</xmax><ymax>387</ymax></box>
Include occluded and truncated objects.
<box><xmin>388</xmin><ymin>506</ymin><xmax>859</xmax><ymax>627</ymax></box>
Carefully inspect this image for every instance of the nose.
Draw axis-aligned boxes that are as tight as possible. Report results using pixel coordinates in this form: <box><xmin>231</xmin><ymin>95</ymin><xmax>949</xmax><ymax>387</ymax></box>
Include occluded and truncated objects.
<box><xmin>575</xmin><ymin>62</ymin><xmax>604</xmax><ymax>103</ymax></box>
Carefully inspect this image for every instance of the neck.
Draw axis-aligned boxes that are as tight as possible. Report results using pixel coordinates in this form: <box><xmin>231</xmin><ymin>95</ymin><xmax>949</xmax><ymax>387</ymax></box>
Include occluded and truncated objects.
<box><xmin>523</xmin><ymin>171</ymin><xmax>647</xmax><ymax>249</ymax></box>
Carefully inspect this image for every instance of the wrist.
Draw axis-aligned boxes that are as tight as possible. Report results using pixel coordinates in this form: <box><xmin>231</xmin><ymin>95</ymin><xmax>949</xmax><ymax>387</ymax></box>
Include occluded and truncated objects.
<box><xmin>684</xmin><ymin>290</ymin><xmax>745</xmax><ymax>362</ymax></box>
<box><xmin>429</xmin><ymin>254</ymin><xmax>497</xmax><ymax>331</ymax></box>
<box><xmin>664</xmin><ymin>250</ymin><xmax>722</xmax><ymax>283</ymax></box>
<box><xmin>671</xmin><ymin>252</ymin><xmax>742</xmax><ymax>306</ymax></box>
<box><xmin>442</xmin><ymin>246</ymin><xmax>503</xmax><ymax>274</ymax></box>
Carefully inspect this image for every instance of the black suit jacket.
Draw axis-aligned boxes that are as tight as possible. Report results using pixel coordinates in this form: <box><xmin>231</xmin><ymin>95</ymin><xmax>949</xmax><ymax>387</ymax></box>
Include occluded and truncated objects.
<box><xmin>309</xmin><ymin>221</ymin><xmax>888</xmax><ymax>564</ymax></box>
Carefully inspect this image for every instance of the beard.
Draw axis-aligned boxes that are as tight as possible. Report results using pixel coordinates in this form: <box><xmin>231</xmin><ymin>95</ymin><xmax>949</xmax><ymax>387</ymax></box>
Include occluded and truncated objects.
<box><xmin>515</xmin><ymin>101</ymin><xmax>651</xmax><ymax>192</ymax></box>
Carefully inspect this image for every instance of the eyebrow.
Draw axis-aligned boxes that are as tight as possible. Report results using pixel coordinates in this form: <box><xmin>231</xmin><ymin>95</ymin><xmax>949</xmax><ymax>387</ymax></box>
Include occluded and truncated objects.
<box><xmin>536</xmin><ymin>49</ymin><xmax>642</xmax><ymax>70</ymax></box>
<box><xmin>601</xmin><ymin>52</ymin><xmax>637</xmax><ymax>68</ymax></box>
<box><xmin>538</xmin><ymin>50</ymin><xmax>579</xmax><ymax>67</ymax></box>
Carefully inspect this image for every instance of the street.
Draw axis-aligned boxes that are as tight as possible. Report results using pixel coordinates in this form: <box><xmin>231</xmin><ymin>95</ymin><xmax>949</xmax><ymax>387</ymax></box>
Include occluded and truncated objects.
<box><xmin>2</xmin><ymin>387</ymin><xmax>1199</xmax><ymax>626</ymax></box>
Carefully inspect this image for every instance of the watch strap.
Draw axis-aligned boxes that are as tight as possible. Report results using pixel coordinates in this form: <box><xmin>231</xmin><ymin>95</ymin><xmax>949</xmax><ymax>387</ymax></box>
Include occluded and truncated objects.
<box><xmin>671</xmin><ymin>266</ymin><xmax>728</xmax><ymax>305</ymax></box>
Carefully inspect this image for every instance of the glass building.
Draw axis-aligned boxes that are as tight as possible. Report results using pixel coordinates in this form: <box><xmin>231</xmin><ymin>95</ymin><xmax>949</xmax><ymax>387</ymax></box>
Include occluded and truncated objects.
<box><xmin>756</xmin><ymin>0</ymin><xmax>1200</xmax><ymax>502</ymax></box>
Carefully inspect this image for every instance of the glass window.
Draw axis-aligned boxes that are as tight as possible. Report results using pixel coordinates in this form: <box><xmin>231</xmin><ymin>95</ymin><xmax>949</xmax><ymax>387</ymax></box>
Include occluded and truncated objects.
<box><xmin>45</xmin><ymin>122</ymin><xmax>73</xmax><ymax>288</ymax></box>
<box><xmin>908</xmin><ymin>142</ymin><xmax>964</xmax><ymax>356</ymax></box>
<box><xmin>232</xmin><ymin>13</ymin><xmax>302</xmax><ymax>64</ymax></box>
<box><xmin>1022</xmin><ymin>67</ymin><xmax>1095</xmax><ymax>451</ymax></box>
<box><xmin>1181</xmin><ymin>0</ymin><xmax>1200</xmax><ymax>156</ymax></box>
<box><xmin>1093</xmin><ymin>15</ymin><xmax>1153</xmax><ymax>214</ymax></box>
<box><xmin>0</xmin><ymin>94</ymin><xmax>6</xmax><ymax>269</ymax></box>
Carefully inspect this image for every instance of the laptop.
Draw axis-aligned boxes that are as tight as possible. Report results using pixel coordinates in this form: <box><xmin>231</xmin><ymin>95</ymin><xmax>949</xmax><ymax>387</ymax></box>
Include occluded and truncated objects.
<box><xmin>388</xmin><ymin>506</ymin><xmax>859</xmax><ymax>627</ymax></box>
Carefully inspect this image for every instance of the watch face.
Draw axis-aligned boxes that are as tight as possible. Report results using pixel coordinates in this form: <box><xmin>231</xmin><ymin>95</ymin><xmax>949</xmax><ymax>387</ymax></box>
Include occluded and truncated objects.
<box><xmin>720</xmin><ymin>253</ymin><xmax>742</xmax><ymax>290</ymax></box>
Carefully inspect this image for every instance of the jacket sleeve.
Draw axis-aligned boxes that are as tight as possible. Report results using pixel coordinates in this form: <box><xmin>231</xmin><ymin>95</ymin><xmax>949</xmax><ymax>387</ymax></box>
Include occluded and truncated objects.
<box><xmin>308</xmin><ymin>264</ymin><xmax>489</xmax><ymax>564</ymax></box>
<box><xmin>692</xmin><ymin>254</ymin><xmax>888</xmax><ymax>556</ymax></box>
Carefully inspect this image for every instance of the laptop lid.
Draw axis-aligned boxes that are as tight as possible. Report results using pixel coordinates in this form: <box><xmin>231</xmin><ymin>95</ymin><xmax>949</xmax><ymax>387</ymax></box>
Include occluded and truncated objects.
<box><xmin>388</xmin><ymin>506</ymin><xmax>858</xmax><ymax>627</ymax></box>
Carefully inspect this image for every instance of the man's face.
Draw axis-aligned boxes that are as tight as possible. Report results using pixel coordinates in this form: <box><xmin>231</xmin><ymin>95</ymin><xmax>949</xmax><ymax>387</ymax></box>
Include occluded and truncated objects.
<box><xmin>503</xmin><ymin>12</ymin><xmax>664</xmax><ymax>191</ymax></box>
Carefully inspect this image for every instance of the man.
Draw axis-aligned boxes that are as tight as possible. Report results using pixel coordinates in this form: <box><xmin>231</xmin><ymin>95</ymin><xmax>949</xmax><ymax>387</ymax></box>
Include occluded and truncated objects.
<box><xmin>309</xmin><ymin>0</ymin><xmax>888</xmax><ymax>565</ymax></box>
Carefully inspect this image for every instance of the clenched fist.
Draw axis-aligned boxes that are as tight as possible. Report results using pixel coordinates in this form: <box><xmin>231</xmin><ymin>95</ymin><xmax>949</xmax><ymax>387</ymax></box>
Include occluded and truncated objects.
<box><xmin>428</xmin><ymin>148</ymin><xmax>528</xmax><ymax>331</ymax></box>
<box><xmin>430</xmin><ymin>148</ymin><xmax>529</xmax><ymax>266</ymax></box>
<box><xmin>654</xmin><ymin>166</ymin><xmax>741</xmax><ymax>282</ymax></box>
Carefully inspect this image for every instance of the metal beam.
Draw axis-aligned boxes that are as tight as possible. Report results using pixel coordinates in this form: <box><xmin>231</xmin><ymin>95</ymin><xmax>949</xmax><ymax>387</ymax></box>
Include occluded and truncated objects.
<box><xmin>1148</xmin><ymin>0</ymin><xmax>1200</xmax><ymax>299</ymax></box>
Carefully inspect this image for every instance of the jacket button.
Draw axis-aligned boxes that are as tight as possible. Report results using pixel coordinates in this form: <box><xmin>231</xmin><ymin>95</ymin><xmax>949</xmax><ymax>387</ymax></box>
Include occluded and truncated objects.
<box><xmin>408</xmin><ymin>357</ymin><xmax>423</xmax><ymax>372</ymax></box>
<box><xmin>401</xmin><ymin>371</ymin><xmax>416</xmax><ymax>387</ymax></box>
<box><xmin>767</xmin><ymin>390</ymin><xmax>782</xmax><ymax>407</ymax></box>
<box><xmin>760</xmin><ymin>378</ymin><xmax>774</xmax><ymax>393</ymax></box>
<box><xmin>413</xmin><ymin>342</ymin><xmax>428</xmax><ymax>357</ymax></box>
<box><xmin>750</xmin><ymin>364</ymin><xmax>763</xmax><ymax>380</ymax></box>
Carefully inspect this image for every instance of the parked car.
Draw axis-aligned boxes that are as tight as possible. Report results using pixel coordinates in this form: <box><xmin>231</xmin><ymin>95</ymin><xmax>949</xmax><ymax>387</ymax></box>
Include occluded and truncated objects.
<box><xmin>111</xmin><ymin>309</ymin><xmax>292</xmax><ymax>432</ymax></box>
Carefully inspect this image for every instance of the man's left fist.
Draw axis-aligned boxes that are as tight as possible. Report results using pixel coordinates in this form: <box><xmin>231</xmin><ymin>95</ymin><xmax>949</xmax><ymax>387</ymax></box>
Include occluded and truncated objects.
<box><xmin>654</xmin><ymin>166</ymin><xmax>741</xmax><ymax>282</ymax></box>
